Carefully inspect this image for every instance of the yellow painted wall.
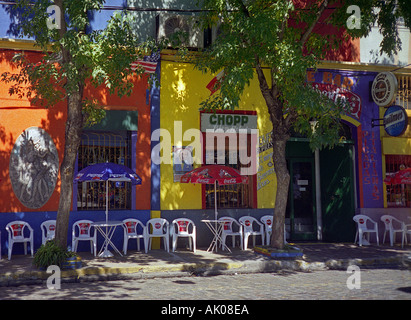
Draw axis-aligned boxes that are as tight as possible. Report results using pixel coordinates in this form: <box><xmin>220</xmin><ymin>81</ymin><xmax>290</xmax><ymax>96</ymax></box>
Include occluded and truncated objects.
<box><xmin>159</xmin><ymin>59</ymin><xmax>276</xmax><ymax>210</ymax></box>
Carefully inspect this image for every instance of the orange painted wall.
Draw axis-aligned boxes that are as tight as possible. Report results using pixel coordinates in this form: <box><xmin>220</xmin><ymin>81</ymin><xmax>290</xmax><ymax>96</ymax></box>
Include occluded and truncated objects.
<box><xmin>0</xmin><ymin>49</ymin><xmax>151</xmax><ymax>212</ymax></box>
<box><xmin>0</xmin><ymin>49</ymin><xmax>66</xmax><ymax>212</ymax></box>
<box><xmin>85</xmin><ymin>76</ymin><xmax>152</xmax><ymax>211</ymax></box>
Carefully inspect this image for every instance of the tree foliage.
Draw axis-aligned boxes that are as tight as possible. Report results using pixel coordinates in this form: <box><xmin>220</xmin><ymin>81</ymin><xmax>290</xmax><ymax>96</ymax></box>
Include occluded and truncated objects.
<box><xmin>1</xmin><ymin>0</ymin><xmax>160</xmax><ymax>248</ymax></box>
<box><xmin>2</xmin><ymin>0</ymin><xmax>158</xmax><ymax>125</ymax></box>
<box><xmin>186</xmin><ymin>0</ymin><xmax>410</xmax><ymax>248</ymax></box>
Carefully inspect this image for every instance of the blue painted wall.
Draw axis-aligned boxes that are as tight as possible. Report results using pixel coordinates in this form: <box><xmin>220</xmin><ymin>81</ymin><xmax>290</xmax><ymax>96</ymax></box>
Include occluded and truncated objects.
<box><xmin>0</xmin><ymin>210</ymin><xmax>150</xmax><ymax>257</ymax></box>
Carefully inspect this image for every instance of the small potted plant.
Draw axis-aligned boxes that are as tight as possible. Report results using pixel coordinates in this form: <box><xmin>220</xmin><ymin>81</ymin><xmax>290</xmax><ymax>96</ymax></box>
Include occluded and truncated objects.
<box><xmin>33</xmin><ymin>240</ymin><xmax>81</xmax><ymax>270</ymax></box>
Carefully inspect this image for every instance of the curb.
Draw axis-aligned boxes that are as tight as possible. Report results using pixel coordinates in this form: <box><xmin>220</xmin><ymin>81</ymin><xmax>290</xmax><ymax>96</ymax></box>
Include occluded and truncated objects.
<box><xmin>0</xmin><ymin>255</ymin><xmax>407</xmax><ymax>287</ymax></box>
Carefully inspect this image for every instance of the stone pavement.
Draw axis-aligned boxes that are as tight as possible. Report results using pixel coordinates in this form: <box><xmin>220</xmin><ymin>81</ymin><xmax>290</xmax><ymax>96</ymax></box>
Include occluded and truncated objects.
<box><xmin>0</xmin><ymin>242</ymin><xmax>410</xmax><ymax>287</ymax></box>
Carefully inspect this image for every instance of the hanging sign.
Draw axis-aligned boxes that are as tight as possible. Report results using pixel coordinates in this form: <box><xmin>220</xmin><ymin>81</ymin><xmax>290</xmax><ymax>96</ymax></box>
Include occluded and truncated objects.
<box><xmin>371</xmin><ymin>72</ymin><xmax>398</xmax><ymax>107</ymax></box>
<box><xmin>383</xmin><ymin>105</ymin><xmax>408</xmax><ymax>137</ymax></box>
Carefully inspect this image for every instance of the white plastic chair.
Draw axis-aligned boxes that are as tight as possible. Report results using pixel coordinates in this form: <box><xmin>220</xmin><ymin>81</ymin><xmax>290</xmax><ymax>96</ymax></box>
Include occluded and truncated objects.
<box><xmin>170</xmin><ymin>218</ymin><xmax>196</xmax><ymax>252</ymax></box>
<box><xmin>260</xmin><ymin>215</ymin><xmax>273</xmax><ymax>246</ymax></box>
<box><xmin>239</xmin><ymin>216</ymin><xmax>265</xmax><ymax>249</ymax></box>
<box><xmin>72</xmin><ymin>220</ymin><xmax>97</xmax><ymax>256</ymax></box>
<box><xmin>6</xmin><ymin>221</ymin><xmax>34</xmax><ymax>260</ymax></box>
<box><xmin>380</xmin><ymin>215</ymin><xmax>406</xmax><ymax>247</ymax></box>
<box><xmin>260</xmin><ymin>215</ymin><xmax>288</xmax><ymax>246</ymax></box>
<box><xmin>218</xmin><ymin>217</ymin><xmax>243</xmax><ymax>250</ymax></box>
<box><xmin>353</xmin><ymin>215</ymin><xmax>379</xmax><ymax>246</ymax></box>
<box><xmin>40</xmin><ymin>220</ymin><xmax>57</xmax><ymax>245</ymax></box>
<box><xmin>144</xmin><ymin>218</ymin><xmax>169</xmax><ymax>253</ymax></box>
<box><xmin>122</xmin><ymin>218</ymin><xmax>146</xmax><ymax>254</ymax></box>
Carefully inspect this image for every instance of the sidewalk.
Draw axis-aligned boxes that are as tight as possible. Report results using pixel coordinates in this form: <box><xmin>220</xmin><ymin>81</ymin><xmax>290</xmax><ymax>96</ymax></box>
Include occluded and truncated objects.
<box><xmin>0</xmin><ymin>243</ymin><xmax>410</xmax><ymax>287</ymax></box>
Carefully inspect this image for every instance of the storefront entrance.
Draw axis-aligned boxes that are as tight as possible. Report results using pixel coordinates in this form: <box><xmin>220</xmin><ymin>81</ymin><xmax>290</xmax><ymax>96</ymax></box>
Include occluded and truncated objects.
<box><xmin>286</xmin><ymin>158</ymin><xmax>317</xmax><ymax>240</ymax></box>
<box><xmin>286</xmin><ymin>140</ymin><xmax>316</xmax><ymax>240</ymax></box>
<box><xmin>285</xmin><ymin>139</ymin><xmax>356</xmax><ymax>241</ymax></box>
<box><xmin>320</xmin><ymin>143</ymin><xmax>356</xmax><ymax>242</ymax></box>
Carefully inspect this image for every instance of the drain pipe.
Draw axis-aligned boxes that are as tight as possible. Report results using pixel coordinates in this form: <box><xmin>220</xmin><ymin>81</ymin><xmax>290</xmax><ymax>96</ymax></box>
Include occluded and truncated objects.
<box><xmin>315</xmin><ymin>149</ymin><xmax>323</xmax><ymax>241</ymax></box>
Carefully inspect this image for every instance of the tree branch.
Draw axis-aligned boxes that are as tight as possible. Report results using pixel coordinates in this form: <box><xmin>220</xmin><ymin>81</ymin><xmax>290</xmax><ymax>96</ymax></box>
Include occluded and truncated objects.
<box><xmin>236</xmin><ymin>0</ymin><xmax>250</xmax><ymax>18</ymax></box>
<box><xmin>300</xmin><ymin>0</ymin><xmax>328</xmax><ymax>46</ymax></box>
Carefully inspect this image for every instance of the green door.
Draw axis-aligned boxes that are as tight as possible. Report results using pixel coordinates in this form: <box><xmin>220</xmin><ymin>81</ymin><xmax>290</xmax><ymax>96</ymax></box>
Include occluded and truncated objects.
<box><xmin>320</xmin><ymin>144</ymin><xmax>356</xmax><ymax>242</ymax></box>
<box><xmin>286</xmin><ymin>158</ymin><xmax>317</xmax><ymax>241</ymax></box>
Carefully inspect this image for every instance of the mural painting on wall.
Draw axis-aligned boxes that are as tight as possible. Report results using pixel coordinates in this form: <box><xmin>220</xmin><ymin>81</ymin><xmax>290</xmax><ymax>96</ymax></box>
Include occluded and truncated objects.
<box><xmin>9</xmin><ymin>127</ymin><xmax>59</xmax><ymax>209</ymax></box>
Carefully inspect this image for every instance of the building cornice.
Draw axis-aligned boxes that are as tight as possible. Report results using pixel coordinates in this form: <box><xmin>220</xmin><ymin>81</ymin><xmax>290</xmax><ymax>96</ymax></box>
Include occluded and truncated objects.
<box><xmin>2</xmin><ymin>42</ymin><xmax>410</xmax><ymax>76</ymax></box>
<box><xmin>317</xmin><ymin>60</ymin><xmax>411</xmax><ymax>76</ymax></box>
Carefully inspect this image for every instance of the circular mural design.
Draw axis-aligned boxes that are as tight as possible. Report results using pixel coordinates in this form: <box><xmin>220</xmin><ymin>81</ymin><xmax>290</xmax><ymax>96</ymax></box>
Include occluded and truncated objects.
<box><xmin>9</xmin><ymin>127</ymin><xmax>59</xmax><ymax>209</ymax></box>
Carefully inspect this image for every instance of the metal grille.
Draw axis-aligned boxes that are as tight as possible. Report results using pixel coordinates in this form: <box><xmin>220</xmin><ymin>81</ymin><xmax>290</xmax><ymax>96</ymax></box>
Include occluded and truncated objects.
<box><xmin>385</xmin><ymin>154</ymin><xmax>411</xmax><ymax>208</ymax></box>
<box><xmin>396</xmin><ymin>75</ymin><xmax>411</xmax><ymax>110</ymax></box>
<box><xmin>77</xmin><ymin>131</ymin><xmax>132</xmax><ymax>211</ymax></box>
<box><xmin>204</xmin><ymin>136</ymin><xmax>252</xmax><ymax>209</ymax></box>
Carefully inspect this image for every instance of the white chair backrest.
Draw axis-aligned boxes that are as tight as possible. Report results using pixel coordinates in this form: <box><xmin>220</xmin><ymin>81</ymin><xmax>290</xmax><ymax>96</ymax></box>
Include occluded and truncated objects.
<box><xmin>172</xmin><ymin>218</ymin><xmax>195</xmax><ymax>235</ymax></box>
<box><xmin>260</xmin><ymin>215</ymin><xmax>273</xmax><ymax>231</ymax></box>
<box><xmin>123</xmin><ymin>219</ymin><xmax>144</xmax><ymax>236</ymax></box>
<box><xmin>41</xmin><ymin>220</ymin><xmax>56</xmax><ymax>240</ymax></box>
<box><xmin>147</xmin><ymin>218</ymin><xmax>169</xmax><ymax>236</ymax></box>
<box><xmin>218</xmin><ymin>217</ymin><xmax>240</xmax><ymax>232</ymax></box>
<box><xmin>239</xmin><ymin>216</ymin><xmax>260</xmax><ymax>233</ymax></box>
<box><xmin>381</xmin><ymin>215</ymin><xmax>404</xmax><ymax>230</ymax></box>
<box><xmin>353</xmin><ymin>215</ymin><xmax>375</xmax><ymax>230</ymax></box>
<box><xmin>73</xmin><ymin>220</ymin><xmax>93</xmax><ymax>238</ymax></box>
<box><xmin>6</xmin><ymin>221</ymin><xmax>32</xmax><ymax>240</ymax></box>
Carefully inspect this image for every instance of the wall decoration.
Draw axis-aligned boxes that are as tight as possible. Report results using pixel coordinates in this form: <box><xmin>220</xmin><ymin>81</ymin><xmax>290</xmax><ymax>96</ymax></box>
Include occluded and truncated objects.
<box><xmin>383</xmin><ymin>105</ymin><xmax>408</xmax><ymax>137</ymax></box>
<box><xmin>371</xmin><ymin>72</ymin><xmax>398</xmax><ymax>107</ymax></box>
<box><xmin>9</xmin><ymin>127</ymin><xmax>59</xmax><ymax>209</ymax></box>
<box><xmin>173</xmin><ymin>146</ymin><xmax>193</xmax><ymax>182</ymax></box>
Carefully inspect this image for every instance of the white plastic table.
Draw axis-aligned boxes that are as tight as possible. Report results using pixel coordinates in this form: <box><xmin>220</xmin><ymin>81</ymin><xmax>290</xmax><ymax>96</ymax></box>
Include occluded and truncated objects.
<box><xmin>92</xmin><ymin>221</ymin><xmax>124</xmax><ymax>257</ymax></box>
<box><xmin>201</xmin><ymin>219</ymin><xmax>231</xmax><ymax>253</ymax></box>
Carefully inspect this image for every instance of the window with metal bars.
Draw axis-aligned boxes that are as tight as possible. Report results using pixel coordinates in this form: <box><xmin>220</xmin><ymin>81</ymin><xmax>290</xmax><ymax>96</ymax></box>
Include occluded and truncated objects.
<box><xmin>396</xmin><ymin>75</ymin><xmax>411</xmax><ymax>110</ymax></box>
<box><xmin>77</xmin><ymin>131</ymin><xmax>132</xmax><ymax>211</ymax></box>
<box><xmin>385</xmin><ymin>154</ymin><xmax>411</xmax><ymax>208</ymax></box>
<box><xmin>203</xmin><ymin>133</ymin><xmax>254</xmax><ymax>209</ymax></box>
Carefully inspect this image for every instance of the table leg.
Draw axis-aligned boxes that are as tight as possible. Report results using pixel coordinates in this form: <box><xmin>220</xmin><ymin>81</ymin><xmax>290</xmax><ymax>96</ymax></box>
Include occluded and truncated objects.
<box><xmin>205</xmin><ymin>222</ymin><xmax>231</xmax><ymax>253</ymax></box>
<box><xmin>97</xmin><ymin>226</ymin><xmax>123</xmax><ymax>257</ymax></box>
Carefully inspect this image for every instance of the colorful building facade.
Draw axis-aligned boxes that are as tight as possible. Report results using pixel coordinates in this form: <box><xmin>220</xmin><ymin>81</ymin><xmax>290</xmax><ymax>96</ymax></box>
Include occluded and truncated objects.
<box><xmin>0</xmin><ymin>1</ymin><xmax>410</xmax><ymax>255</ymax></box>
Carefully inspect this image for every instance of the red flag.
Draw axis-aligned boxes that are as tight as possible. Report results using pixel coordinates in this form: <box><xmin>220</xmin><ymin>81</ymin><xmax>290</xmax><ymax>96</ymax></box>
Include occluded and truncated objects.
<box><xmin>206</xmin><ymin>70</ymin><xmax>224</xmax><ymax>95</ymax></box>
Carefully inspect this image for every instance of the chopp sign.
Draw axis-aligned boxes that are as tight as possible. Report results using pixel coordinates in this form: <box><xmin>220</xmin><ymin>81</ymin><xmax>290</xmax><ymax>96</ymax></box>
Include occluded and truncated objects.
<box><xmin>384</xmin><ymin>105</ymin><xmax>408</xmax><ymax>137</ymax></box>
<box><xmin>201</xmin><ymin>113</ymin><xmax>257</xmax><ymax>132</ymax></box>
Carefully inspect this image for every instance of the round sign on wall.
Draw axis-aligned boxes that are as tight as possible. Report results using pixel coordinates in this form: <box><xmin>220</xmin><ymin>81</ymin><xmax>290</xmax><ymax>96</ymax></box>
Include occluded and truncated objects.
<box><xmin>383</xmin><ymin>105</ymin><xmax>408</xmax><ymax>137</ymax></box>
<box><xmin>9</xmin><ymin>127</ymin><xmax>59</xmax><ymax>209</ymax></box>
<box><xmin>371</xmin><ymin>72</ymin><xmax>398</xmax><ymax>107</ymax></box>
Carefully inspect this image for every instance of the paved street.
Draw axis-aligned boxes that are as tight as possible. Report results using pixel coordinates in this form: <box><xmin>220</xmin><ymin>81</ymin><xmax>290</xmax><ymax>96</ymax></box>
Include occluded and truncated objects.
<box><xmin>1</xmin><ymin>268</ymin><xmax>410</xmax><ymax>301</ymax></box>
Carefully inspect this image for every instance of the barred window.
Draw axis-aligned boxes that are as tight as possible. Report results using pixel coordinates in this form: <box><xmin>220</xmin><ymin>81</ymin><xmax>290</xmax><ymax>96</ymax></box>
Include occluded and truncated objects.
<box><xmin>385</xmin><ymin>155</ymin><xmax>411</xmax><ymax>208</ymax></box>
<box><xmin>77</xmin><ymin>131</ymin><xmax>132</xmax><ymax>211</ymax></box>
<box><xmin>396</xmin><ymin>75</ymin><xmax>411</xmax><ymax>110</ymax></box>
<box><xmin>204</xmin><ymin>134</ymin><xmax>254</xmax><ymax>209</ymax></box>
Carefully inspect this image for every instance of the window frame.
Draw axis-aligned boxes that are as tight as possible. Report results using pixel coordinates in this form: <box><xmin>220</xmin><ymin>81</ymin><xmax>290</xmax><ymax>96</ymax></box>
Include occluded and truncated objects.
<box><xmin>200</xmin><ymin>110</ymin><xmax>258</xmax><ymax>210</ymax></box>
<box><xmin>385</xmin><ymin>154</ymin><xmax>411</xmax><ymax>208</ymax></box>
<box><xmin>74</xmin><ymin>130</ymin><xmax>137</xmax><ymax>211</ymax></box>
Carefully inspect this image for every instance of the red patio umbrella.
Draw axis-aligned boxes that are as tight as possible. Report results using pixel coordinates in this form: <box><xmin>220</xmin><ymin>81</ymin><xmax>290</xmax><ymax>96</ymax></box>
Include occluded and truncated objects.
<box><xmin>180</xmin><ymin>164</ymin><xmax>249</xmax><ymax>220</ymax></box>
<box><xmin>384</xmin><ymin>168</ymin><xmax>411</xmax><ymax>185</ymax></box>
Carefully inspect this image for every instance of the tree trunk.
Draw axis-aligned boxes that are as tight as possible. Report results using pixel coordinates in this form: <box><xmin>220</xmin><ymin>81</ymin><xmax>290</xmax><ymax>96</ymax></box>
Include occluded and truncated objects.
<box><xmin>270</xmin><ymin>137</ymin><xmax>290</xmax><ymax>249</ymax></box>
<box><xmin>254</xmin><ymin>64</ymin><xmax>291</xmax><ymax>249</ymax></box>
<box><xmin>55</xmin><ymin>89</ymin><xmax>84</xmax><ymax>250</ymax></box>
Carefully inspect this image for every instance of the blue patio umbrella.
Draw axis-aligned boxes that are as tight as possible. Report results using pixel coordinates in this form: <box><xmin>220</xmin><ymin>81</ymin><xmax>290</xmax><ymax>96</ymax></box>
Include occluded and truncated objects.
<box><xmin>74</xmin><ymin>162</ymin><xmax>142</xmax><ymax>223</ymax></box>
